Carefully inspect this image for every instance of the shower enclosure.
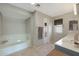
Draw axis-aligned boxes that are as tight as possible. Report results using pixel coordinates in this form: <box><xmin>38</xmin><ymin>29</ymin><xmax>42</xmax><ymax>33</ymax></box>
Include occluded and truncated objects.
<box><xmin>0</xmin><ymin>4</ymin><xmax>33</xmax><ymax>55</ymax></box>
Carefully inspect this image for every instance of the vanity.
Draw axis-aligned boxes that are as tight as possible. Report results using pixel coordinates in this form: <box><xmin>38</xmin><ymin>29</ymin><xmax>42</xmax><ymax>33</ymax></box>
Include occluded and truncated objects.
<box><xmin>55</xmin><ymin>32</ymin><xmax>79</xmax><ymax>56</ymax></box>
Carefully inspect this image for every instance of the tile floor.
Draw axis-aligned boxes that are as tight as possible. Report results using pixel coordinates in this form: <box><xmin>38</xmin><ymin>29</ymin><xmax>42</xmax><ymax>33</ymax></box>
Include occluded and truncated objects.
<box><xmin>9</xmin><ymin>43</ymin><xmax>54</xmax><ymax>56</ymax></box>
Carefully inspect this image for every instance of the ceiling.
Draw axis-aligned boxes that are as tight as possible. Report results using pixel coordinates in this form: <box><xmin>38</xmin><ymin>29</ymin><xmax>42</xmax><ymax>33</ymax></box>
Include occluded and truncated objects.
<box><xmin>10</xmin><ymin>3</ymin><xmax>35</xmax><ymax>12</ymax></box>
<box><xmin>10</xmin><ymin>3</ymin><xmax>74</xmax><ymax>17</ymax></box>
<box><xmin>0</xmin><ymin>3</ymin><xmax>32</xmax><ymax>21</ymax></box>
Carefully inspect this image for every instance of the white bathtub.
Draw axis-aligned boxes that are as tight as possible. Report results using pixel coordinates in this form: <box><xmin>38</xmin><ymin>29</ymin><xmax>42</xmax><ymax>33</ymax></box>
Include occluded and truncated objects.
<box><xmin>0</xmin><ymin>34</ymin><xmax>31</xmax><ymax>56</ymax></box>
<box><xmin>0</xmin><ymin>42</ymin><xmax>30</xmax><ymax>56</ymax></box>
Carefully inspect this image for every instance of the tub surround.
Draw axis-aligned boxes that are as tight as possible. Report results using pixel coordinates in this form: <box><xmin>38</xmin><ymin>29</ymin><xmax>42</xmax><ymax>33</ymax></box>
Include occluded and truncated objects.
<box><xmin>55</xmin><ymin>32</ymin><xmax>79</xmax><ymax>56</ymax></box>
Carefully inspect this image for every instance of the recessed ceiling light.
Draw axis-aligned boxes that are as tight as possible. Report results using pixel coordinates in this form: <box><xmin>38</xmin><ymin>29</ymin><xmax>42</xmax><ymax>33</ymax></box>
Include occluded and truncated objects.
<box><xmin>30</xmin><ymin>3</ymin><xmax>35</xmax><ymax>5</ymax></box>
<box><xmin>17</xmin><ymin>40</ymin><xmax>21</xmax><ymax>42</ymax></box>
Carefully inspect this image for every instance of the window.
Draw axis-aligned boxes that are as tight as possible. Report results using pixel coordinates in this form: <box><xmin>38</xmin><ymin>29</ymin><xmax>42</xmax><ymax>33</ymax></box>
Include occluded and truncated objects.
<box><xmin>54</xmin><ymin>19</ymin><xmax>63</xmax><ymax>33</ymax></box>
<box><xmin>69</xmin><ymin>20</ymin><xmax>78</xmax><ymax>31</ymax></box>
<box><xmin>55</xmin><ymin>25</ymin><xmax>63</xmax><ymax>33</ymax></box>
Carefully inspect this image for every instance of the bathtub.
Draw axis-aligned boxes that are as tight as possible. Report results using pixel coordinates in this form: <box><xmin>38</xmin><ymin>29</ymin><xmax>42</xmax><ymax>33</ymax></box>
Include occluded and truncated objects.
<box><xmin>0</xmin><ymin>34</ymin><xmax>31</xmax><ymax>56</ymax></box>
<box><xmin>0</xmin><ymin>42</ymin><xmax>30</xmax><ymax>56</ymax></box>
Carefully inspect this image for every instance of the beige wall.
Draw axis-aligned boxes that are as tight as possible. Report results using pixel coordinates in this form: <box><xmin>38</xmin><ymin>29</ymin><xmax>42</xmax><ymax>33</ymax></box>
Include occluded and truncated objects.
<box><xmin>32</xmin><ymin>11</ymin><xmax>53</xmax><ymax>46</ymax></box>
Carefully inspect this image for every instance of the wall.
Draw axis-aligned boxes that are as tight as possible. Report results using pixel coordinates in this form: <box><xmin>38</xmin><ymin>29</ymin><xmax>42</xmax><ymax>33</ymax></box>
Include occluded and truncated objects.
<box><xmin>51</xmin><ymin>12</ymin><xmax>79</xmax><ymax>44</ymax></box>
<box><xmin>32</xmin><ymin>11</ymin><xmax>53</xmax><ymax>46</ymax></box>
<box><xmin>0</xmin><ymin>4</ymin><xmax>32</xmax><ymax>47</ymax></box>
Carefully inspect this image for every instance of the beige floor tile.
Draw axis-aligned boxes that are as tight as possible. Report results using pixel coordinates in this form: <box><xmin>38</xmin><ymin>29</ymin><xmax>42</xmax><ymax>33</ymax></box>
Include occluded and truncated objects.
<box><xmin>9</xmin><ymin>43</ymin><xmax>54</xmax><ymax>56</ymax></box>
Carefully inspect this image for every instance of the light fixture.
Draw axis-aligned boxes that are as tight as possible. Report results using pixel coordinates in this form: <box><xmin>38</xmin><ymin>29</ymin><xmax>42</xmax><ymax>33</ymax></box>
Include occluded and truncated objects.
<box><xmin>31</xmin><ymin>3</ymin><xmax>40</xmax><ymax>8</ymax></box>
<box><xmin>73</xmin><ymin>4</ymin><xmax>77</xmax><ymax>15</ymax></box>
<box><xmin>35</xmin><ymin>3</ymin><xmax>40</xmax><ymax>7</ymax></box>
<box><xmin>31</xmin><ymin>2</ymin><xmax>35</xmax><ymax>5</ymax></box>
<box><xmin>17</xmin><ymin>40</ymin><xmax>21</xmax><ymax>42</ymax></box>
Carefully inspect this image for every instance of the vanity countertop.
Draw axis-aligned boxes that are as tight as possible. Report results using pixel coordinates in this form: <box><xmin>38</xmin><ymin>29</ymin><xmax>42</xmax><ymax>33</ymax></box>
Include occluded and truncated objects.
<box><xmin>55</xmin><ymin>32</ymin><xmax>79</xmax><ymax>55</ymax></box>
